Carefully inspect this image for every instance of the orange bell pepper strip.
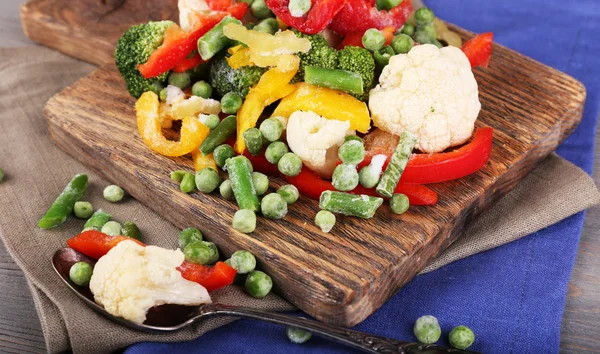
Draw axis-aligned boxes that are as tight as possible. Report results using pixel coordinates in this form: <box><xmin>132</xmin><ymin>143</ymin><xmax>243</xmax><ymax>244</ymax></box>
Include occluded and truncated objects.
<box><xmin>172</xmin><ymin>52</ymin><xmax>205</xmax><ymax>73</ymax></box>
<box><xmin>136</xmin><ymin>92</ymin><xmax>210</xmax><ymax>157</ymax></box>
<box><xmin>192</xmin><ymin>149</ymin><xmax>218</xmax><ymax>171</ymax></box>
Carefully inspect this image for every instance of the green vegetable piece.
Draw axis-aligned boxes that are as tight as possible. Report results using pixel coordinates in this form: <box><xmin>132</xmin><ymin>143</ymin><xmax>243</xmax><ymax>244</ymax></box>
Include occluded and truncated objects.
<box><xmin>184</xmin><ymin>241</ymin><xmax>219</xmax><ymax>265</ymax></box>
<box><xmin>287</xmin><ymin>327</ymin><xmax>312</xmax><ymax>344</ymax></box>
<box><xmin>178</xmin><ymin>227</ymin><xmax>203</xmax><ymax>249</ymax></box>
<box><xmin>359</xmin><ymin>165</ymin><xmax>381</xmax><ymax>189</ymax></box>
<box><xmin>73</xmin><ymin>201</ymin><xmax>94</xmax><ymax>219</ymax></box>
<box><xmin>315</xmin><ymin>210</ymin><xmax>336</xmax><ymax>233</ymax></box>
<box><xmin>332</xmin><ymin>164</ymin><xmax>359</xmax><ymax>191</ymax></box>
<box><xmin>170</xmin><ymin>170</ymin><xmax>188</xmax><ymax>182</ymax></box>
<box><xmin>38</xmin><ymin>174</ymin><xmax>88</xmax><ymax>229</ymax></box>
<box><xmin>103</xmin><ymin>184</ymin><xmax>125</xmax><ymax>203</ymax></box>
<box><xmin>101</xmin><ymin>221</ymin><xmax>122</xmax><ymax>237</ymax></box>
<box><xmin>203</xmin><ymin>241</ymin><xmax>220</xmax><ymax>264</ymax></box>
<box><xmin>200</xmin><ymin>115</ymin><xmax>237</xmax><ymax>156</ymax></box>
<box><xmin>400</xmin><ymin>23</ymin><xmax>415</xmax><ymax>36</ymax></box>
<box><xmin>374</xmin><ymin>46</ymin><xmax>395</xmax><ymax>68</ymax></box>
<box><xmin>277</xmin><ymin>184</ymin><xmax>299</xmax><ymax>205</ymax></box>
<box><xmin>288</xmin><ymin>0</ymin><xmax>312</xmax><ymax>17</ymax></box>
<box><xmin>345</xmin><ymin>135</ymin><xmax>363</xmax><ymax>143</ymax></box>
<box><xmin>240</xmin><ymin>0</ymin><xmax>254</xmax><ymax>4</ymax></box>
<box><xmin>195</xmin><ymin>168</ymin><xmax>221</xmax><ymax>193</ymax></box>
<box><xmin>213</xmin><ymin>144</ymin><xmax>236</xmax><ymax>169</ymax></box>
<box><xmin>192</xmin><ymin>80</ymin><xmax>213</xmax><ymax>98</ymax></box>
<box><xmin>414</xmin><ymin>315</ymin><xmax>441</xmax><ymax>344</ymax></box>
<box><xmin>221</xmin><ymin>92</ymin><xmax>243</xmax><ymax>114</ymax></box>
<box><xmin>261</xmin><ymin>193</ymin><xmax>288</xmax><ymax>219</ymax></box>
<box><xmin>338</xmin><ymin>140</ymin><xmax>365</xmax><ymax>165</ymax></box>
<box><xmin>376</xmin><ymin>131</ymin><xmax>416</xmax><ymax>198</ymax></box>
<box><xmin>390</xmin><ymin>193</ymin><xmax>410</xmax><ymax>214</ymax></box>
<box><xmin>391</xmin><ymin>34</ymin><xmax>414</xmax><ymax>54</ymax></box>
<box><xmin>180</xmin><ymin>172</ymin><xmax>196</xmax><ymax>193</ymax></box>
<box><xmin>265</xmin><ymin>141</ymin><xmax>289</xmax><ymax>164</ymax></box>
<box><xmin>259</xmin><ymin>118</ymin><xmax>284</xmax><ymax>142</ymax></box>
<box><xmin>304</xmin><ymin>66</ymin><xmax>364</xmax><ymax>95</ymax></box>
<box><xmin>220</xmin><ymin>179</ymin><xmax>235</xmax><ymax>200</ymax></box>
<box><xmin>83</xmin><ymin>209</ymin><xmax>111</xmax><ymax>231</ymax></box>
<box><xmin>337</xmin><ymin>46</ymin><xmax>375</xmax><ymax>101</ymax></box>
<box><xmin>198</xmin><ymin>16</ymin><xmax>242</xmax><ymax>60</ymax></box>
<box><xmin>69</xmin><ymin>262</ymin><xmax>93</xmax><ymax>286</ymax></box>
<box><xmin>229</xmin><ymin>250</ymin><xmax>257</xmax><ymax>274</ymax></box>
<box><xmin>319</xmin><ymin>191</ymin><xmax>383</xmax><ymax>219</ymax></box>
<box><xmin>252</xmin><ymin>172</ymin><xmax>269</xmax><ymax>196</ymax></box>
<box><xmin>201</xmin><ymin>114</ymin><xmax>221</xmax><ymax>130</ymax></box>
<box><xmin>0</xmin><ymin>168</ymin><xmax>4</xmax><ymax>183</ymax></box>
<box><xmin>291</xmin><ymin>30</ymin><xmax>339</xmax><ymax>83</ymax></box>
<box><xmin>227</xmin><ymin>156</ymin><xmax>260</xmax><ymax>211</ymax></box>
<box><xmin>413</xmin><ymin>24</ymin><xmax>437</xmax><ymax>45</ymax></box>
<box><xmin>243</xmin><ymin>128</ymin><xmax>264</xmax><ymax>156</ymax></box>
<box><xmin>115</xmin><ymin>21</ymin><xmax>173</xmax><ymax>98</ymax></box>
<box><xmin>250</xmin><ymin>0</ymin><xmax>274</xmax><ymax>19</ymax></box>
<box><xmin>209</xmin><ymin>53</ymin><xmax>267</xmax><ymax>98</ymax></box>
<box><xmin>245</xmin><ymin>270</ymin><xmax>273</xmax><ymax>298</ymax></box>
<box><xmin>168</xmin><ymin>72</ymin><xmax>191</xmax><ymax>89</ymax></box>
<box><xmin>159</xmin><ymin>88</ymin><xmax>168</xmax><ymax>102</ymax></box>
<box><xmin>415</xmin><ymin>7</ymin><xmax>435</xmax><ymax>26</ymax></box>
<box><xmin>232</xmin><ymin>209</ymin><xmax>256</xmax><ymax>233</ymax></box>
<box><xmin>121</xmin><ymin>221</ymin><xmax>142</xmax><ymax>240</ymax></box>
<box><xmin>376</xmin><ymin>0</ymin><xmax>401</xmax><ymax>11</ymax></box>
<box><xmin>277</xmin><ymin>152</ymin><xmax>302</xmax><ymax>177</ymax></box>
<box><xmin>449</xmin><ymin>325</ymin><xmax>475</xmax><ymax>350</ymax></box>
<box><xmin>254</xmin><ymin>18</ymin><xmax>279</xmax><ymax>35</ymax></box>
<box><xmin>362</xmin><ymin>28</ymin><xmax>385</xmax><ymax>52</ymax></box>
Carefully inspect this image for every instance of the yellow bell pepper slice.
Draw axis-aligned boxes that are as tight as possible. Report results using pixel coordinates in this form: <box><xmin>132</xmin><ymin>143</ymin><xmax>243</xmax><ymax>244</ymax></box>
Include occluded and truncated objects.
<box><xmin>227</xmin><ymin>47</ymin><xmax>253</xmax><ymax>69</ymax></box>
<box><xmin>192</xmin><ymin>149</ymin><xmax>217</xmax><ymax>171</ymax></box>
<box><xmin>136</xmin><ymin>92</ymin><xmax>210</xmax><ymax>157</ymax></box>
<box><xmin>234</xmin><ymin>58</ymin><xmax>299</xmax><ymax>153</ymax></box>
<box><xmin>272</xmin><ymin>83</ymin><xmax>372</xmax><ymax>134</ymax></box>
<box><xmin>223</xmin><ymin>23</ymin><xmax>310</xmax><ymax>56</ymax></box>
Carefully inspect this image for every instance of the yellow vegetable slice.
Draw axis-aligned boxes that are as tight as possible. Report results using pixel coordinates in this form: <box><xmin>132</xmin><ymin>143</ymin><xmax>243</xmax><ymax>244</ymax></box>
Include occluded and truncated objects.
<box><xmin>170</xmin><ymin>96</ymin><xmax>221</xmax><ymax>120</ymax></box>
<box><xmin>223</xmin><ymin>23</ymin><xmax>310</xmax><ymax>56</ymax></box>
<box><xmin>192</xmin><ymin>149</ymin><xmax>218</xmax><ymax>171</ymax></box>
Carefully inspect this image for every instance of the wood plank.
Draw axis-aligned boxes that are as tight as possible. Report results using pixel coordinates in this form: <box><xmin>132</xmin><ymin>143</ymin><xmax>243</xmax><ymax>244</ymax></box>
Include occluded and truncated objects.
<box><xmin>43</xmin><ymin>29</ymin><xmax>586</xmax><ymax>325</ymax></box>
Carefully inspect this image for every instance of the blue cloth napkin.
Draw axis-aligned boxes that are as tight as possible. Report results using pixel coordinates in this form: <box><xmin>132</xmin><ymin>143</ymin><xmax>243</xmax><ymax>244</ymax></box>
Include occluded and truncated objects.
<box><xmin>126</xmin><ymin>0</ymin><xmax>599</xmax><ymax>352</ymax></box>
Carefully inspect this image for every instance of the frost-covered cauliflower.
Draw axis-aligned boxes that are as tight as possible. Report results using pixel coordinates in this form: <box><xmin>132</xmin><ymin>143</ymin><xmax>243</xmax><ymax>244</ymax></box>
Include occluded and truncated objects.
<box><xmin>89</xmin><ymin>240</ymin><xmax>211</xmax><ymax>324</ymax></box>
<box><xmin>369</xmin><ymin>44</ymin><xmax>481</xmax><ymax>153</ymax></box>
<box><xmin>286</xmin><ymin>111</ymin><xmax>353</xmax><ymax>178</ymax></box>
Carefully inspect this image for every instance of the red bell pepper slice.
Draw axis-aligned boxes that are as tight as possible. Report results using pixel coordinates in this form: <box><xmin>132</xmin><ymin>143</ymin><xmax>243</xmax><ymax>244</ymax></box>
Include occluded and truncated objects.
<box><xmin>177</xmin><ymin>261</ymin><xmax>237</xmax><ymax>291</ymax></box>
<box><xmin>265</xmin><ymin>0</ymin><xmax>347</xmax><ymax>34</ymax></box>
<box><xmin>66</xmin><ymin>230</ymin><xmax>145</xmax><ymax>260</ymax></box>
<box><xmin>172</xmin><ymin>52</ymin><xmax>205</xmax><ymax>73</ymax></box>
<box><xmin>329</xmin><ymin>0</ymin><xmax>412</xmax><ymax>36</ymax></box>
<box><xmin>462</xmin><ymin>32</ymin><xmax>494</xmax><ymax>68</ymax></box>
<box><xmin>338</xmin><ymin>26</ymin><xmax>394</xmax><ymax>49</ymax></box>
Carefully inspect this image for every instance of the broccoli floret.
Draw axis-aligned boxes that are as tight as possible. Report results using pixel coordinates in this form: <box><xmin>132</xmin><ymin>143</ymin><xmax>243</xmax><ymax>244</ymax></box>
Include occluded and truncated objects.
<box><xmin>115</xmin><ymin>21</ymin><xmax>174</xmax><ymax>98</ymax></box>
<box><xmin>209</xmin><ymin>53</ymin><xmax>268</xmax><ymax>98</ymax></box>
<box><xmin>292</xmin><ymin>31</ymin><xmax>339</xmax><ymax>83</ymax></box>
<box><xmin>337</xmin><ymin>46</ymin><xmax>376</xmax><ymax>101</ymax></box>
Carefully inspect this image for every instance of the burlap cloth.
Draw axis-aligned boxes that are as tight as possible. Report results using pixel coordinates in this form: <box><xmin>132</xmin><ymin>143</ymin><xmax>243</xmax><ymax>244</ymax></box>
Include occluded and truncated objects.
<box><xmin>0</xmin><ymin>46</ymin><xmax>598</xmax><ymax>354</ymax></box>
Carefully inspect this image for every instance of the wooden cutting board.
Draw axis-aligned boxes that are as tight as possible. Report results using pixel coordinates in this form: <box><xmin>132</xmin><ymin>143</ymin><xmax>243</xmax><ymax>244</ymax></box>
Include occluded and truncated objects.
<box><xmin>31</xmin><ymin>0</ymin><xmax>586</xmax><ymax>327</ymax></box>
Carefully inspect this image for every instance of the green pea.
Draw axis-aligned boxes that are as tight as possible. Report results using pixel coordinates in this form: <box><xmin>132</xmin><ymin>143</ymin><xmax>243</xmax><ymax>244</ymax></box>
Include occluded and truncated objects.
<box><xmin>239</xmin><ymin>0</ymin><xmax>254</xmax><ymax>4</ymax></box>
<box><xmin>221</xmin><ymin>92</ymin><xmax>243</xmax><ymax>114</ymax></box>
<box><xmin>167</xmin><ymin>72</ymin><xmax>191</xmax><ymax>89</ymax></box>
<box><xmin>251</xmin><ymin>0</ymin><xmax>274</xmax><ymax>19</ymax></box>
<box><xmin>213</xmin><ymin>144</ymin><xmax>236</xmax><ymax>169</ymax></box>
<box><xmin>374</xmin><ymin>45</ymin><xmax>395</xmax><ymax>68</ymax></box>
<box><xmin>338</xmin><ymin>140</ymin><xmax>365</xmax><ymax>165</ymax></box>
<box><xmin>121</xmin><ymin>221</ymin><xmax>142</xmax><ymax>241</ymax></box>
<box><xmin>287</xmin><ymin>327</ymin><xmax>312</xmax><ymax>344</ymax></box>
<box><xmin>288</xmin><ymin>0</ymin><xmax>311</xmax><ymax>17</ymax></box>
<box><xmin>390</xmin><ymin>193</ymin><xmax>410</xmax><ymax>214</ymax></box>
<box><xmin>245</xmin><ymin>270</ymin><xmax>272</xmax><ymax>298</ymax></box>
<box><xmin>315</xmin><ymin>210</ymin><xmax>336</xmax><ymax>233</ymax></box>
<box><xmin>101</xmin><ymin>221</ymin><xmax>122</xmax><ymax>236</ymax></box>
<box><xmin>400</xmin><ymin>23</ymin><xmax>415</xmax><ymax>36</ymax></box>
<box><xmin>103</xmin><ymin>185</ymin><xmax>124</xmax><ymax>202</ymax></box>
<box><xmin>69</xmin><ymin>262</ymin><xmax>93</xmax><ymax>286</ymax></box>
<box><xmin>362</xmin><ymin>28</ymin><xmax>385</xmax><ymax>52</ymax></box>
<box><xmin>265</xmin><ymin>141</ymin><xmax>289</xmax><ymax>164</ymax></box>
<box><xmin>414</xmin><ymin>315</ymin><xmax>441</xmax><ymax>344</ymax></box>
<box><xmin>415</xmin><ymin>7</ymin><xmax>435</xmax><ymax>26</ymax></box>
<box><xmin>277</xmin><ymin>184</ymin><xmax>299</xmax><ymax>205</ymax></box>
<box><xmin>232</xmin><ymin>209</ymin><xmax>256</xmax><ymax>233</ymax></box>
<box><xmin>184</xmin><ymin>241</ymin><xmax>213</xmax><ymax>265</ymax></box>
<box><xmin>220</xmin><ymin>179</ymin><xmax>235</xmax><ymax>200</ymax></box>
<box><xmin>195</xmin><ymin>168</ymin><xmax>221</xmax><ymax>193</ymax></box>
<box><xmin>202</xmin><ymin>114</ymin><xmax>220</xmax><ymax>130</ymax></box>
<box><xmin>180</xmin><ymin>172</ymin><xmax>196</xmax><ymax>193</ymax></box>
<box><xmin>449</xmin><ymin>325</ymin><xmax>475</xmax><ymax>350</ymax></box>
<box><xmin>178</xmin><ymin>227</ymin><xmax>203</xmax><ymax>249</ymax></box>
<box><xmin>192</xmin><ymin>80</ymin><xmax>213</xmax><ymax>99</ymax></box>
<box><xmin>413</xmin><ymin>24</ymin><xmax>437</xmax><ymax>45</ymax></box>
<box><xmin>159</xmin><ymin>88</ymin><xmax>168</xmax><ymax>102</ymax></box>
<box><xmin>243</xmin><ymin>128</ymin><xmax>264</xmax><ymax>156</ymax></box>
<box><xmin>391</xmin><ymin>34</ymin><xmax>415</xmax><ymax>54</ymax></box>
<box><xmin>332</xmin><ymin>164</ymin><xmax>359</xmax><ymax>191</ymax></box>
<box><xmin>261</xmin><ymin>193</ymin><xmax>288</xmax><ymax>219</ymax></box>
<box><xmin>252</xmin><ymin>172</ymin><xmax>269</xmax><ymax>196</ymax></box>
<box><xmin>73</xmin><ymin>201</ymin><xmax>94</xmax><ymax>219</ymax></box>
<box><xmin>229</xmin><ymin>250</ymin><xmax>257</xmax><ymax>274</ymax></box>
<box><xmin>253</xmin><ymin>18</ymin><xmax>280</xmax><ymax>35</ymax></box>
<box><xmin>170</xmin><ymin>170</ymin><xmax>188</xmax><ymax>182</ymax></box>
<box><xmin>0</xmin><ymin>168</ymin><xmax>4</xmax><ymax>183</ymax></box>
<box><xmin>359</xmin><ymin>165</ymin><xmax>381</xmax><ymax>189</ymax></box>
<box><xmin>259</xmin><ymin>118</ymin><xmax>284</xmax><ymax>142</ymax></box>
<box><xmin>277</xmin><ymin>152</ymin><xmax>302</xmax><ymax>177</ymax></box>
<box><xmin>344</xmin><ymin>135</ymin><xmax>363</xmax><ymax>143</ymax></box>
<box><xmin>375</xmin><ymin>0</ymin><xmax>401</xmax><ymax>11</ymax></box>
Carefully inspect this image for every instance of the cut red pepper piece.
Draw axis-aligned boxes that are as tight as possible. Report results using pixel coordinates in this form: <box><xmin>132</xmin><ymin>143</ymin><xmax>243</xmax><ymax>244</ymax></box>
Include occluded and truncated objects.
<box><xmin>329</xmin><ymin>0</ymin><xmax>412</xmax><ymax>36</ymax></box>
<box><xmin>462</xmin><ymin>32</ymin><xmax>493</xmax><ymax>68</ymax></box>
<box><xmin>226</xmin><ymin>2</ymin><xmax>250</xmax><ymax>20</ymax></box>
<box><xmin>207</xmin><ymin>0</ymin><xmax>232</xmax><ymax>11</ymax></box>
<box><xmin>66</xmin><ymin>230</ymin><xmax>145</xmax><ymax>260</ymax></box>
<box><xmin>172</xmin><ymin>52</ymin><xmax>205</xmax><ymax>73</ymax></box>
<box><xmin>177</xmin><ymin>261</ymin><xmax>237</xmax><ymax>291</ymax></box>
<box><xmin>338</xmin><ymin>26</ymin><xmax>394</xmax><ymax>49</ymax></box>
<box><xmin>265</xmin><ymin>0</ymin><xmax>347</xmax><ymax>34</ymax></box>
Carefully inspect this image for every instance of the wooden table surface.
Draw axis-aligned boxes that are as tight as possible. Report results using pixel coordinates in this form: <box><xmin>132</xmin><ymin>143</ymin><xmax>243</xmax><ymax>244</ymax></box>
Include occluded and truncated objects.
<box><xmin>0</xmin><ymin>0</ymin><xmax>598</xmax><ymax>352</ymax></box>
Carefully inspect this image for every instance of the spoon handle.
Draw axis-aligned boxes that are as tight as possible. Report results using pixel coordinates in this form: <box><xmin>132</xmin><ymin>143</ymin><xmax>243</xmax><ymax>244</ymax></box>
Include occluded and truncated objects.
<box><xmin>201</xmin><ymin>304</ymin><xmax>479</xmax><ymax>354</ymax></box>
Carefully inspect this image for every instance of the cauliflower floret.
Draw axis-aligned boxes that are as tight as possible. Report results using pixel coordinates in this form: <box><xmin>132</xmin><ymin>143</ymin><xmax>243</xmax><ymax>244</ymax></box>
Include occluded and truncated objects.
<box><xmin>369</xmin><ymin>44</ymin><xmax>481</xmax><ymax>153</ymax></box>
<box><xmin>89</xmin><ymin>240</ymin><xmax>211</xmax><ymax>324</ymax></box>
<box><xmin>178</xmin><ymin>0</ymin><xmax>210</xmax><ymax>32</ymax></box>
<box><xmin>286</xmin><ymin>111</ymin><xmax>353</xmax><ymax>178</ymax></box>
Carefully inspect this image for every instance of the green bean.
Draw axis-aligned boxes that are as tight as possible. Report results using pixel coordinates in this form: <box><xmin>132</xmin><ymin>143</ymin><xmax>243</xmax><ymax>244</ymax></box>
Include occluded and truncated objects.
<box><xmin>69</xmin><ymin>262</ymin><xmax>93</xmax><ymax>286</ymax></box>
<box><xmin>178</xmin><ymin>227</ymin><xmax>203</xmax><ymax>249</ymax></box>
<box><xmin>449</xmin><ymin>326</ymin><xmax>475</xmax><ymax>350</ymax></box>
<box><xmin>245</xmin><ymin>270</ymin><xmax>272</xmax><ymax>298</ymax></box>
<box><xmin>229</xmin><ymin>250</ymin><xmax>256</xmax><ymax>274</ymax></box>
<box><xmin>277</xmin><ymin>184</ymin><xmax>299</xmax><ymax>205</ymax></box>
<box><xmin>200</xmin><ymin>115</ymin><xmax>237</xmax><ymax>156</ymax></box>
<box><xmin>121</xmin><ymin>221</ymin><xmax>142</xmax><ymax>240</ymax></box>
<box><xmin>261</xmin><ymin>193</ymin><xmax>287</xmax><ymax>219</ymax></box>
<box><xmin>287</xmin><ymin>327</ymin><xmax>312</xmax><ymax>344</ymax></box>
<box><xmin>198</xmin><ymin>16</ymin><xmax>242</xmax><ymax>60</ymax></box>
<box><xmin>243</xmin><ymin>128</ymin><xmax>263</xmax><ymax>156</ymax></box>
<box><xmin>376</xmin><ymin>131</ymin><xmax>416</xmax><ymax>198</ymax></box>
<box><xmin>180</xmin><ymin>172</ymin><xmax>196</xmax><ymax>193</ymax></box>
<box><xmin>101</xmin><ymin>221</ymin><xmax>122</xmax><ymax>236</ymax></box>
<box><xmin>213</xmin><ymin>144</ymin><xmax>236</xmax><ymax>169</ymax></box>
<box><xmin>73</xmin><ymin>201</ymin><xmax>94</xmax><ymax>219</ymax></box>
<box><xmin>259</xmin><ymin>118</ymin><xmax>284</xmax><ymax>142</ymax></box>
<box><xmin>38</xmin><ymin>174</ymin><xmax>88</xmax><ymax>229</ymax></box>
<box><xmin>170</xmin><ymin>170</ymin><xmax>188</xmax><ymax>182</ymax></box>
<box><xmin>414</xmin><ymin>315</ymin><xmax>441</xmax><ymax>344</ymax></box>
<box><xmin>226</xmin><ymin>156</ymin><xmax>260</xmax><ymax>211</ymax></box>
<box><xmin>319</xmin><ymin>191</ymin><xmax>383</xmax><ymax>219</ymax></box>
<box><xmin>265</xmin><ymin>141</ymin><xmax>289</xmax><ymax>164</ymax></box>
<box><xmin>252</xmin><ymin>172</ymin><xmax>269</xmax><ymax>195</ymax></box>
<box><xmin>192</xmin><ymin>80</ymin><xmax>213</xmax><ymax>99</ymax></box>
<box><xmin>390</xmin><ymin>193</ymin><xmax>410</xmax><ymax>214</ymax></box>
<box><xmin>232</xmin><ymin>209</ymin><xmax>256</xmax><ymax>233</ymax></box>
<box><xmin>304</xmin><ymin>66</ymin><xmax>364</xmax><ymax>95</ymax></box>
<box><xmin>220</xmin><ymin>179</ymin><xmax>235</xmax><ymax>200</ymax></box>
<box><xmin>83</xmin><ymin>209</ymin><xmax>111</xmax><ymax>231</ymax></box>
<box><xmin>195</xmin><ymin>168</ymin><xmax>221</xmax><ymax>193</ymax></box>
<box><xmin>103</xmin><ymin>185</ymin><xmax>124</xmax><ymax>202</ymax></box>
<box><xmin>315</xmin><ymin>210</ymin><xmax>336</xmax><ymax>233</ymax></box>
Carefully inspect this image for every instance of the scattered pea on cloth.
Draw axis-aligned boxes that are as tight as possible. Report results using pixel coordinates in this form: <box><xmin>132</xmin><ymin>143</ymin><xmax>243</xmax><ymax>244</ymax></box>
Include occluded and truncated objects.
<box><xmin>228</xmin><ymin>250</ymin><xmax>257</xmax><ymax>274</ymax></box>
<box><xmin>101</xmin><ymin>221</ymin><xmax>122</xmax><ymax>236</ymax></box>
<box><xmin>103</xmin><ymin>185</ymin><xmax>125</xmax><ymax>202</ymax></box>
<box><xmin>414</xmin><ymin>315</ymin><xmax>442</xmax><ymax>344</ymax></box>
<box><xmin>178</xmin><ymin>227</ymin><xmax>203</xmax><ymax>249</ymax></box>
<box><xmin>73</xmin><ymin>201</ymin><xmax>94</xmax><ymax>219</ymax></box>
<box><xmin>245</xmin><ymin>270</ymin><xmax>273</xmax><ymax>298</ymax></box>
<box><xmin>449</xmin><ymin>325</ymin><xmax>475</xmax><ymax>350</ymax></box>
<box><xmin>286</xmin><ymin>327</ymin><xmax>312</xmax><ymax>344</ymax></box>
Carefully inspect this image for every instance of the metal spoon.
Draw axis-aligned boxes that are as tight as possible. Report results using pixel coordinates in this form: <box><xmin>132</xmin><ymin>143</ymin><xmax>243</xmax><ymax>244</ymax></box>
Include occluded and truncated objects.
<box><xmin>53</xmin><ymin>247</ymin><xmax>479</xmax><ymax>354</ymax></box>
